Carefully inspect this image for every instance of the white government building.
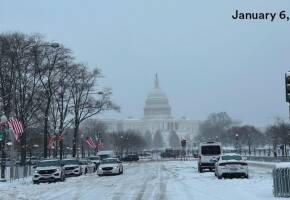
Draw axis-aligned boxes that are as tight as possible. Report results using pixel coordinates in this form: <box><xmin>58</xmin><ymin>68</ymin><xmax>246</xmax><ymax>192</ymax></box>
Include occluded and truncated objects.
<box><xmin>101</xmin><ymin>74</ymin><xmax>200</xmax><ymax>145</ymax></box>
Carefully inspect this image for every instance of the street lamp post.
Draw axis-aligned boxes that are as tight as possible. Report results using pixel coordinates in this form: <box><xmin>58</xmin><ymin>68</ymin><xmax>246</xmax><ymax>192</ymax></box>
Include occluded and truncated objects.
<box><xmin>40</xmin><ymin>42</ymin><xmax>60</xmax><ymax>159</ymax></box>
<box><xmin>235</xmin><ymin>133</ymin><xmax>239</xmax><ymax>154</ymax></box>
<box><xmin>81</xmin><ymin>134</ymin><xmax>84</xmax><ymax>158</ymax></box>
<box><xmin>0</xmin><ymin>113</ymin><xmax>8</xmax><ymax>182</ymax></box>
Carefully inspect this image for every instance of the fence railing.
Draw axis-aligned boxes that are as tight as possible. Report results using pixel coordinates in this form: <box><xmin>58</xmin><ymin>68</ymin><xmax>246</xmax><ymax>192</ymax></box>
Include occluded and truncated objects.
<box><xmin>273</xmin><ymin>165</ymin><xmax>290</xmax><ymax>197</ymax></box>
<box><xmin>0</xmin><ymin>164</ymin><xmax>33</xmax><ymax>182</ymax></box>
<box><xmin>246</xmin><ymin>156</ymin><xmax>290</xmax><ymax>162</ymax></box>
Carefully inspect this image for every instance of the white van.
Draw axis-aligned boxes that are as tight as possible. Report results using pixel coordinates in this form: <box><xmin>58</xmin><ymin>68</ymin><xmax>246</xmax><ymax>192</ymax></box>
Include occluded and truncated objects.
<box><xmin>198</xmin><ymin>142</ymin><xmax>222</xmax><ymax>173</ymax></box>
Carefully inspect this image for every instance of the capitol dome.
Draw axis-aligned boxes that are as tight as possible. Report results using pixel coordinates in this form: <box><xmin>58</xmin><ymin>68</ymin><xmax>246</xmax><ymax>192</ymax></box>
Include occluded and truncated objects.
<box><xmin>143</xmin><ymin>74</ymin><xmax>172</xmax><ymax>119</ymax></box>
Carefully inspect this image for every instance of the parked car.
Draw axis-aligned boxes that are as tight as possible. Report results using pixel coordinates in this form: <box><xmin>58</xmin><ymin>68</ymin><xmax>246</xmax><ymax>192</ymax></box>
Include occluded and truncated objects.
<box><xmin>121</xmin><ymin>154</ymin><xmax>139</xmax><ymax>162</ymax></box>
<box><xmin>62</xmin><ymin>159</ymin><xmax>82</xmax><ymax>177</ymax></box>
<box><xmin>97</xmin><ymin>158</ymin><xmax>123</xmax><ymax>176</ymax></box>
<box><xmin>161</xmin><ymin>149</ymin><xmax>180</xmax><ymax>158</ymax></box>
<box><xmin>88</xmin><ymin>156</ymin><xmax>101</xmax><ymax>169</ymax></box>
<box><xmin>215</xmin><ymin>153</ymin><xmax>249</xmax><ymax>179</ymax></box>
<box><xmin>198</xmin><ymin>142</ymin><xmax>222</xmax><ymax>173</ymax></box>
<box><xmin>79</xmin><ymin>159</ymin><xmax>96</xmax><ymax>174</ymax></box>
<box><xmin>32</xmin><ymin>159</ymin><xmax>65</xmax><ymax>184</ymax></box>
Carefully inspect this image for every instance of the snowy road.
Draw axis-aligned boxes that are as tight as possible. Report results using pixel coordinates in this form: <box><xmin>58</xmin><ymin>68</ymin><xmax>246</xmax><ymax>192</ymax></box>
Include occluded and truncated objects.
<box><xmin>0</xmin><ymin>160</ymin><xmax>286</xmax><ymax>200</ymax></box>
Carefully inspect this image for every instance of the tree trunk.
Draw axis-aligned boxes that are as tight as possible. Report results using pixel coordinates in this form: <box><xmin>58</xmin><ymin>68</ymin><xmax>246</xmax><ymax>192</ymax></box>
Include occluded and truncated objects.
<box><xmin>43</xmin><ymin>97</ymin><xmax>51</xmax><ymax>158</ymax></box>
<box><xmin>72</xmin><ymin>121</ymin><xmax>79</xmax><ymax>157</ymax></box>
<box><xmin>20</xmin><ymin>130</ymin><xmax>26</xmax><ymax>165</ymax></box>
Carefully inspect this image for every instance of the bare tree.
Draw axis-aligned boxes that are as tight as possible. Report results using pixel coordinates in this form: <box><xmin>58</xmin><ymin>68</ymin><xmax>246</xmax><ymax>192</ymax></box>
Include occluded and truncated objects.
<box><xmin>69</xmin><ymin>64</ymin><xmax>119</xmax><ymax>157</ymax></box>
<box><xmin>266</xmin><ymin>119</ymin><xmax>290</xmax><ymax>156</ymax></box>
<box><xmin>196</xmin><ymin>112</ymin><xmax>233</xmax><ymax>143</ymax></box>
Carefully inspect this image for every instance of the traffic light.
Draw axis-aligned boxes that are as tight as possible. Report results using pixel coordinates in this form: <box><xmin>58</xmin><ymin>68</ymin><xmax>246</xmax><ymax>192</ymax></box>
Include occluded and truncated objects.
<box><xmin>285</xmin><ymin>72</ymin><xmax>290</xmax><ymax>102</ymax></box>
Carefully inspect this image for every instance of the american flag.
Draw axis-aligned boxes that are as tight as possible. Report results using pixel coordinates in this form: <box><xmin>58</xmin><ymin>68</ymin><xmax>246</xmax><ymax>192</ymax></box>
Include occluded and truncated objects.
<box><xmin>86</xmin><ymin>137</ymin><xmax>96</xmax><ymax>149</ymax></box>
<box><xmin>48</xmin><ymin>135</ymin><xmax>56</xmax><ymax>149</ymax></box>
<box><xmin>7</xmin><ymin>118</ymin><xmax>24</xmax><ymax>142</ymax></box>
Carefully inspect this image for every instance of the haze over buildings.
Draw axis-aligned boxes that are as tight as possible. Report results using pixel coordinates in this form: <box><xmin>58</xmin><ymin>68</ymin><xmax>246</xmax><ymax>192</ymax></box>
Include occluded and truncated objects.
<box><xmin>102</xmin><ymin>74</ymin><xmax>200</xmax><ymax>144</ymax></box>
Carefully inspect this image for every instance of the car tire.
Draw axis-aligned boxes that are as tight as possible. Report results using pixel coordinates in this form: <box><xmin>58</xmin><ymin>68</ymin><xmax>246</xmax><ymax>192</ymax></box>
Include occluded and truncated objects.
<box><xmin>33</xmin><ymin>180</ymin><xmax>39</xmax><ymax>184</ymax></box>
<box><xmin>85</xmin><ymin>168</ymin><xmax>88</xmax><ymax>174</ymax></box>
<box><xmin>218</xmin><ymin>174</ymin><xmax>222</xmax><ymax>179</ymax></box>
<box><xmin>61</xmin><ymin>173</ymin><xmax>65</xmax><ymax>182</ymax></box>
<box><xmin>198</xmin><ymin>165</ymin><xmax>203</xmax><ymax>173</ymax></box>
<box><xmin>245</xmin><ymin>174</ymin><xmax>249</xmax><ymax>179</ymax></box>
<box><xmin>98</xmin><ymin>174</ymin><xmax>103</xmax><ymax>177</ymax></box>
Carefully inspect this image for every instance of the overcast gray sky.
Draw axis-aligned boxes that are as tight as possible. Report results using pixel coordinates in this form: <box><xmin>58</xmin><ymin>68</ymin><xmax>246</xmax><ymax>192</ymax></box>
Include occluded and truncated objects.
<box><xmin>1</xmin><ymin>0</ymin><xmax>290</xmax><ymax>126</ymax></box>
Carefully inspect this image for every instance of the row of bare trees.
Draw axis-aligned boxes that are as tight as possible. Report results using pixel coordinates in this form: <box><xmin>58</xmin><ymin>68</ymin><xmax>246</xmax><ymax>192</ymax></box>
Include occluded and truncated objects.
<box><xmin>0</xmin><ymin>32</ymin><xmax>119</xmax><ymax>164</ymax></box>
<box><xmin>196</xmin><ymin>112</ymin><xmax>290</xmax><ymax>156</ymax></box>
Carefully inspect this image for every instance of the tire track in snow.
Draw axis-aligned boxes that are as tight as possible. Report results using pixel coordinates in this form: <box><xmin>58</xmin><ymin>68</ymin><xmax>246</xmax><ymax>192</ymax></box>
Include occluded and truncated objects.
<box><xmin>111</xmin><ymin>162</ymin><xmax>151</xmax><ymax>200</ymax></box>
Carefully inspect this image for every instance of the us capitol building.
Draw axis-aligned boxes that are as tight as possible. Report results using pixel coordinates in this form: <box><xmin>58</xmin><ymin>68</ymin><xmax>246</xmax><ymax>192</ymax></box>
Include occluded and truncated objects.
<box><xmin>102</xmin><ymin>74</ymin><xmax>200</xmax><ymax>144</ymax></box>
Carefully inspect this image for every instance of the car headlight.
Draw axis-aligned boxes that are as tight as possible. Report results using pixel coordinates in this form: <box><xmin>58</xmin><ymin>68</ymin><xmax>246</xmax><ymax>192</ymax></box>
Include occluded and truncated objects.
<box><xmin>34</xmin><ymin>170</ymin><xmax>39</xmax><ymax>173</ymax></box>
<box><xmin>114</xmin><ymin>166</ymin><xmax>119</xmax><ymax>169</ymax></box>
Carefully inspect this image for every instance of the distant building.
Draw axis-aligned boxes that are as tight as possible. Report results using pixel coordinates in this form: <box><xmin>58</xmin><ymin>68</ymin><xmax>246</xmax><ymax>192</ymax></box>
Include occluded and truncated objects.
<box><xmin>101</xmin><ymin>74</ymin><xmax>200</xmax><ymax>146</ymax></box>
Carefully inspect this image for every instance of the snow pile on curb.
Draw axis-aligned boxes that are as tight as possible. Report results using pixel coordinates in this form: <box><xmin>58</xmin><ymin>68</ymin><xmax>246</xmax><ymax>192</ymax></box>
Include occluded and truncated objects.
<box><xmin>274</xmin><ymin>162</ymin><xmax>290</xmax><ymax>169</ymax></box>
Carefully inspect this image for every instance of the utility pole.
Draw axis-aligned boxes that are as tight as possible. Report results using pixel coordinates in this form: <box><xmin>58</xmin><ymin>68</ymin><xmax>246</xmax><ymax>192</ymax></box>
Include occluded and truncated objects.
<box><xmin>0</xmin><ymin>113</ymin><xmax>8</xmax><ymax>182</ymax></box>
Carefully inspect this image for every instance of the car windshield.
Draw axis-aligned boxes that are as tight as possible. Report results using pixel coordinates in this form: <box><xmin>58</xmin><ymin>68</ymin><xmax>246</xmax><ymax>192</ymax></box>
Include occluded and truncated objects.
<box><xmin>221</xmin><ymin>155</ymin><xmax>242</xmax><ymax>161</ymax></box>
<box><xmin>99</xmin><ymin>155</ymin><xmax>110</xmax><ymax>160</ymax></box>
<box><xmin>201</xmin><ymin>145</ymin><xmax>221</xmax><ymax>155</ymax></box>
<box><xmin>63</xmin><ymin>160</ymin><xmax>79</xmax><ymax>165</ymax></box>
<box><xmin>79</xmin><ymin>160</ymin><xmax>88</xmax><ymax>165</ymax></box>
<box><xmin>38</xmin><ymin>160</ymin><xmax>60</xmax><ymax>167</ymax></box>
<box><xmin>101</xmin><ymin>159</ymin><xmax>118</xmax><ymax>164</ymax></box>
<box><xmin>89</xmin><ymin>157</ymin><xmax>100</xmax><ymax>161</ymax></box>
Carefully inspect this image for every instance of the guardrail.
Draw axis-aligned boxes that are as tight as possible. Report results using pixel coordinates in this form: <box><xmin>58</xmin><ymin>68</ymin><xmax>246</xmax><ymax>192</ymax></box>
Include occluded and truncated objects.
<box><xmin>0</xmin><ymin>164</ymin><xmax>33</xmax><ymax>182</ymax></box>
<box><xmin>273</xmin><ymin>164</ymin><xmax>290</xmax><ymax>197</ymax></box>
<box><xmin>246</xmin><ymin>156</ymin><xmax>290</xmax><ymax>162</ymax></box>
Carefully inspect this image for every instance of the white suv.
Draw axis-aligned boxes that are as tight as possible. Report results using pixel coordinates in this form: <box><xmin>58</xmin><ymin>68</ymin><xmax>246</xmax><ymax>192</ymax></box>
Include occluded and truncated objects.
<box><xmin>33</xmin><ymin>159</ymin><xmax>65</xmax><ymax>184</ymax></box>
<box><xmin>62</xmin><ymin>159</ymin><xmax>82</xmax><ymax>177</ymax></box>
<box><xmin>198</xmin><ymin>142</ymin><xmax>222</xmax><ymax>173</ymax></box>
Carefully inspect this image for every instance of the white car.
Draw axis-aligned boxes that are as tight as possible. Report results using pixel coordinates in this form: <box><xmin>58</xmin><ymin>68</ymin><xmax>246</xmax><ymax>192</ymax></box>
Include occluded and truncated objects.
<box><xmin>62</xmin><ymin>159</ymin><xmax>82</xmax><ymax>177</ymax></box>
<box><xmin>33</xmin><ymin>159</ymin><xmax>65</xmax><ymax>184</ymax></box>
<box><xmin>215</xmin><ymin>153</ymin><xmax>249</xmax><ymax>179</ymax></box>
<box><xmin>79</xmin><ymin>159</ymin><xmax>96</xmax><ymax>174</ymax></box>
<box><xmin>97</xmin><ymin>158</ymin><xmax>123</xmax><ymax>176</ymax></box>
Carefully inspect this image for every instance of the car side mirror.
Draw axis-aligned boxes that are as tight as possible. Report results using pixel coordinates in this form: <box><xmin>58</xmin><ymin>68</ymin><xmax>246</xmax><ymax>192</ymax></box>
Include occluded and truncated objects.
<box><xmin>33</xmin><ymin>165</ymin><xmax>37</xmax><ymax>169</ymax></box>
<box><xmin>118</xmin><ymin>161</ymin><xmax>122</xmax><ymax>163</ymax></box>
<box><xmin>242</xmin><ymin>156</ymin><xmax>247</xmax><ymax>161</ymax></box>
<box><xmin>61</xmin><ymin>163</ymin><xmax>64</xmax><ymax>167</ymax></box>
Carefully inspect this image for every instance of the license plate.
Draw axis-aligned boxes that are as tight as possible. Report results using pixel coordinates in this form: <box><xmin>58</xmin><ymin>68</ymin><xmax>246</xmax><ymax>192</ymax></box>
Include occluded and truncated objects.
<box><xmin>42</xmin><ymin>174</ymin><xmax>50</xmax><ymax>176</ymax></box>
<box><xmin>230</xmin><ymin>168</ymin><xmax>237</xmax><ymax>171</ymax></box>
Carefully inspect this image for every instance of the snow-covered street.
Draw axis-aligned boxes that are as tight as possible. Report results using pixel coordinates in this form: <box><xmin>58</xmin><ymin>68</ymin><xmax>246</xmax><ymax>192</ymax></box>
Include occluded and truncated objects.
<box><xmin>0</xmin><ymin>160</ymin><xmax>286</xmax><ymax>200</ymax></box>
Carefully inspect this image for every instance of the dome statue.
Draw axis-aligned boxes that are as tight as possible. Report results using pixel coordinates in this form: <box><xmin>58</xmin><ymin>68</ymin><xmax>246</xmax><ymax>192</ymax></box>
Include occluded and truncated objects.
<box><xmin>143</xmin><ymin>74</ymin><xmax>172</xmax><ymax>119</ymax></box>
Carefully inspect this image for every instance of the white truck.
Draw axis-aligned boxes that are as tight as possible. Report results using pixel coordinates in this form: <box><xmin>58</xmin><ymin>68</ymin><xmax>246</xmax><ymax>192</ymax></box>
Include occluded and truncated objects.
<box><xmin>198</xmin><ymin>142</ymin><xmax>222</xmax><ymax>173</ymax></box>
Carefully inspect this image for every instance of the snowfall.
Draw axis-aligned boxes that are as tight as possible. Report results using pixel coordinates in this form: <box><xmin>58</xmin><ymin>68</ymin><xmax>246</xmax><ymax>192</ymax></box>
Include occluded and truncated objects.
<box><xmin>0</xmin><ymin>160</ymin><xmax>286</xmax><ymax>200</ymax></box>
